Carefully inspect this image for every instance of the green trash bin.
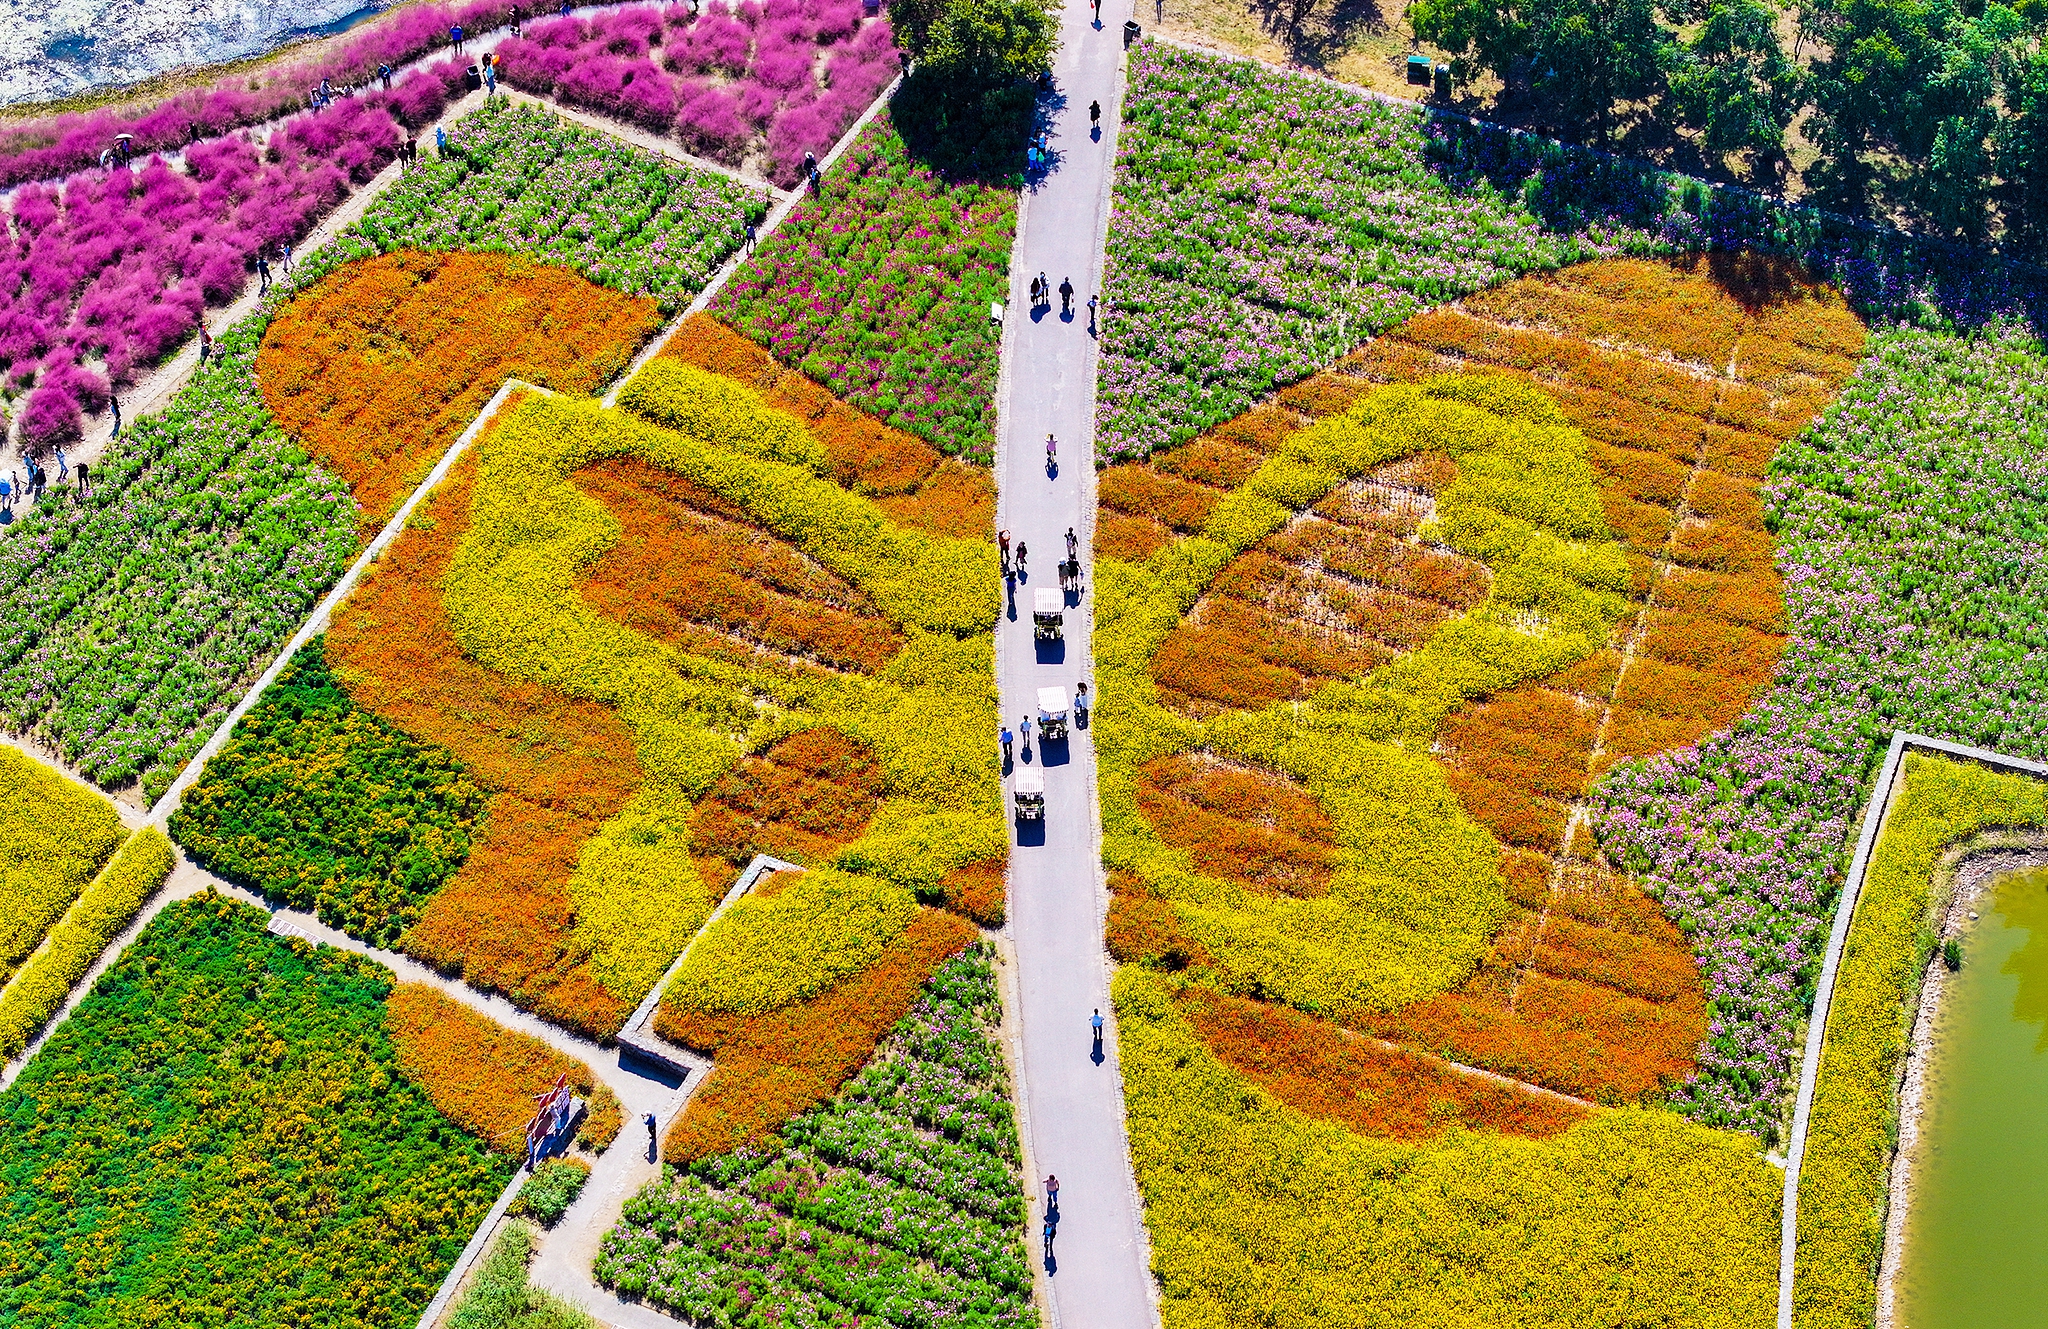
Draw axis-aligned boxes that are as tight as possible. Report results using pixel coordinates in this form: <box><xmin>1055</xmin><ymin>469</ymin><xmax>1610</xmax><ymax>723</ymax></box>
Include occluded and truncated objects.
<box><xmin>1406</xmin><ymin>54</ymin><xmax>1432</xmax><ymax>86</ymax></box>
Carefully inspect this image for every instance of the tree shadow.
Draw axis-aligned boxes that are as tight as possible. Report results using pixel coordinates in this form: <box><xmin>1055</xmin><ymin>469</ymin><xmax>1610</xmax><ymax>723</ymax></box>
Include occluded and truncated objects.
<box><xmin>1245</xmin><ymin>0</ymin><xmax>1389</xmax><ymax>74</ymax></box>
<box><xmin>891</xmin><ymin>71</ymin><xmax>1044</xmax><ymax>187</ymax></box>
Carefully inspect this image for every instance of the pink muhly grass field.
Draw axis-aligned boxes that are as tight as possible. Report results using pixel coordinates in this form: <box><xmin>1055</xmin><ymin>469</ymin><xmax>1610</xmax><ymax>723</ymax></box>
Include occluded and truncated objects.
<box><xmin>1</xmin><ymin>96</ymin><xmax>404</xmax><ymax>449</ymax></box>
<box><xmin>494</xmin><ymin>0</ymin><xmax>897</xmax><ymax>184</ymax></box>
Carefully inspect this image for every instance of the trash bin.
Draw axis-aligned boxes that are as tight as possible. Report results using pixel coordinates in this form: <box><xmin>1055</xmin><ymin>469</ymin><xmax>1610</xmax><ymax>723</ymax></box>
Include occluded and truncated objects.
<box><xmin>863</xmin><ymin>0</ymin><xmax>880</xmax><ymax>12</ymax></box>
<box><xmin>1406</xmin><ymin>54</ymin><xmax>1432</xmax><ymax>86</ymax></box>
<box><xmin>1123</xmin><ymin>19</ymin><xmax>1141</xmax><ymax>46</ymax></box>
<box><xmin>1433</xmin><ymin>63</ymin><xmax>1452</xmax><ymax>96</ymax></box>
<box><xmin>464</xmin><ymin>64</ymin><xmax>482</xmax><ymax>91</ymax></box>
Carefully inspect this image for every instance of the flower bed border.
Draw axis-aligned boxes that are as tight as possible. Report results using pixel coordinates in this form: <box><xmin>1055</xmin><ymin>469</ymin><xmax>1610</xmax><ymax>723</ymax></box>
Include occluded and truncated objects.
<box><xmin>1776</xmin><ymin>731</ymin><xmax>2048</xmax><ymax>1329</ymax></box>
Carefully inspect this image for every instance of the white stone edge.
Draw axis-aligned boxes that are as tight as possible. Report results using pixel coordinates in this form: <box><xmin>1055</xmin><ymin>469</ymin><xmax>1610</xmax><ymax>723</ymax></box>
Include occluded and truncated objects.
<box><xmin>1775</xmin><ymin>731</ymin><xmax>2048</xmax><ymax>1329</ymax></box>
<box><xmin>615</xmin><ymin>851</ymin><xmax>802</xmax><ymax>1049</ymax></box>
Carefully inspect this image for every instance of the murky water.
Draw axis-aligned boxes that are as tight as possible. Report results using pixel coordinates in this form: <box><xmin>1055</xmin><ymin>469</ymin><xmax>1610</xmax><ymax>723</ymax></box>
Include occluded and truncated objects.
<box><xmin>0</xmin><ymin>1</ymin><xmax>385</xmax><ymax>108</ymax></box>
<box><xmin>1897</xmin><ymin>866</ymin><xmax>2048</xmax><ymax>1326</ymax></box>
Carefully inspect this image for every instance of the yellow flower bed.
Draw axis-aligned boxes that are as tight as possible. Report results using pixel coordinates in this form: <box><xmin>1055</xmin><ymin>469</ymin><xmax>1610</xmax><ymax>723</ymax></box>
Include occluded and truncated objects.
<box><xmin>616</xmin><ymin>359</ymin><xmax>825</xmax><ymax>472</ymax></box>
<box><xmin>664</xmin><ymin>869</ymin><xmax>920</xmax><ymax>1016</ymax></box>
<box><xmin>0</xmin><ymin>747</ymin><xmax>126</xmax><ymax>990</ymax></box>
<box><xmin>1117</xmin><ymin>966</ymin><xmax>1780</xmax><ymax>1327</ymax></box>
<box><xmin>1096</xmin><ymin>373</ymin><xmax>1630</xmax><ymax>1020</ymax></box>
<box><xmin>438</xmin><ymin>381</ymin><xmax>1003</xmax><ymax>1002</ymax></box>
<box><xmin>1795</xmin><ymin>754</ymin><xmax>2048</xmax><ymax>1328</ymax></box>
<box><xmin>0</xmin><ymin>828</ymin><xmax>176</xmax><ymax>1059</ymax></box>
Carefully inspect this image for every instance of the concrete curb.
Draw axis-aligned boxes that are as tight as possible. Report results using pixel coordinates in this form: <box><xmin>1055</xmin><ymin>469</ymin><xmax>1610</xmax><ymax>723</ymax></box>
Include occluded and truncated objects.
<box><xmin>613</xmin><ymin>852</ymin><xmax>799</xmax><ymax>1074</ymax></box>
<box><xmin>1776</xmin><ymin>732</ymin><xmax>2048</xmax><ymax>1329</ymax></box>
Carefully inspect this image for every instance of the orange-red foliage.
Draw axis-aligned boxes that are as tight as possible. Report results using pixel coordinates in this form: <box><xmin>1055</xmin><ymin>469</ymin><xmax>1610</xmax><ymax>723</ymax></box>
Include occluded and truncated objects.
<box><xmin>574</xmin><ymin>457</ymin><xmax>901</xmax><ymax>674</ymax></box>
<box><xmin>1178</xmin><ymin>986</ymin><xmax>1589</xmax><ymax>1140</ymax></box>
<box><xmin>327</xmin><ymin>443</ymin><xmax>642</xmax><ymax>1040</ymax></box>
<box><xmin>654</xmin><ymin>908</ymin><xmax>976</xmax><ymax>1161</ymax></box>
<box><xmin>384</xmin><ymin>983</ymin><xmax>622</xmax><ymax>1154</ymax></box>
<box><xmin>1107</xmin><ymin>872</ymin><xmax>1213</xmax><ymax>971</ymax></box>
<box><xmin>656</xmin><ymin>313</ymin><xmax>992</xmax><ymax>539</ymax></box>
<box><xmin>690</xmin><ymin>727</ymin><xmax>885</xmax><ymax>872</ymax></box>
<box><xmin>259</xmin><ymin>250</ymin><xmax>659</xmax><ymax>527</ymax></box>
<box><xmin>935</xmin><ymin>859</ymin><xmax>1007</xmax><ymax>927</ymax></box>
<box><xmin>1134</xmin><ymin>754</ymin><xmax>1334</xmax><ymax>897</ymax></box>
<box><xmin>1097</xmin><ymin>465</ymin><xmax>1225</xmax><ymax>533</ymax></box>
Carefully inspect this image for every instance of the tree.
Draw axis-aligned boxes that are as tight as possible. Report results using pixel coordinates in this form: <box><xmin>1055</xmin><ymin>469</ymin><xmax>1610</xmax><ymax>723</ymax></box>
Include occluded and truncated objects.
<box><xmin>889</xmin><ymin>0</ymin><xmax>1057</xmax><ymax>88</ymax></box>
<box><xmin>1999</xmin><ymin>44</ymin><xmax>2048</xmax><ymax>254</ymax></box>
<box><xmin>1411</xmin><ymin>0</ymin><xmax>1671</xmax><ymax>142</ymax></box>
<box><xmin>1803</xmin><ymin>0</ymin><xmax>2028</xmax><ymax>233</ymax></box>
<box><xmin>1664</xmin><ymin>0</ymin><xmax>1807</xmax><ymax>160</ymax></box>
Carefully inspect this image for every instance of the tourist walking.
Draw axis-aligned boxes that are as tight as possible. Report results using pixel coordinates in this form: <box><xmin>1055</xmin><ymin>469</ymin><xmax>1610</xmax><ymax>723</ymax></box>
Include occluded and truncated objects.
<box><xmin>1058</xmin><ymin>277</ymin><xmax>1073</xmax><ymax>315</ymax></box>
<box><xmin>1087</xmin><ymin>293</ymin><xmax>1098</xmax><ymax>332</ymax></box>
<box><xmin>1046</xmin><ymin>433</ymin><xmax>1057</xmax><ymax>468</ymax></box>
<box><xmin>1015</xmin><ymin>540</ymin><xmax>1027</xmax><ymax>574</ymax></box>
<box><xmin>1020</xmin><ymin>714</ymin><xmax>1033</xmax><ymax>749</ymax></box>
<box><xmin>199</xmin><ymin>324</ymin><xmax>212</xmax><ymax>364</ymax></box>
<box><xmin>1042</xmin><ymin>1216</ymin><xmax>1056</xmax><ymax>1261</ymax></box>
<box><xmin>379</xmin><ymin>63</ymin><xmax>393</xmax><ymax>90</ymax></box>
<box><xmin>53</xmin><ymin>447</ymin><xmax>67</xmax><ymax>483</ymax></box>
<box><xmin>1001</xmin><ymin>725</ymin><xmax>1014</xmax><ymax>764</ymax></box>
<box><xmin>75</xmin><ymin>462</ymin><xmax>89</xmax><ymax>498</ymax></box>
<box><xmin>1091</xmin><ymin>1008</ymin><xmax>1105</xmax><ymax>1053</ymax></box>
<box><xmin>450</xmin><ymin>22</ymin><xmax>465</xmax><ymax>52</ymax></box>
<box><xmin>1045</xmin><ymin>1174</ymin><xmax>1060</xmax><ymax>1208</ymax></box>
<box><xmin>1065</xmin><ymin>526</ymin><xmax>1078</xmax><ymax>559</ymax></box>
<box><xmin>258</xmin><ymin>253</ymin><xmax>271</xmax><ymax>292</ymax></box>
<box><xmin>109</xmin><ymin>397</ymin><xmax>122</xmax><ymax>438</ymax></box>
<box><xmin>1091</xmin><ymin>98</ymin><xmax>1101</xmax><ymax>129</ymax></box>
<box><xmin>1075</xmin><ymin>679</ymin><xmax>1090</xmax><ymax>721</ymax></box>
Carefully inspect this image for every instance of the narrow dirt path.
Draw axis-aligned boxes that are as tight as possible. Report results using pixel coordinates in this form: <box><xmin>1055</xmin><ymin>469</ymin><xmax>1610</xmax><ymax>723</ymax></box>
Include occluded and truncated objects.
<box><xmin>995</xmin><ymin>2</ymin><xmax>1159</xmax><ymax>1325</ymax></box>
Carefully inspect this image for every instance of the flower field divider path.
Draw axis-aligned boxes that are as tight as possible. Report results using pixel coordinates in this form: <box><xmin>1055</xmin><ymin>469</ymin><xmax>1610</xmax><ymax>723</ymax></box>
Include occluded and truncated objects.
<box><xmin>599</xmin><ymin>71</ymin><xmax>903</xmax><ymax>411</ymax></box>
<box><xmin>1776</xmin><ymin>732</ymin><xmax>2048</xmax><ymax>1329</ymax></box>
<box><xmin>994</xmin><ymin>0</ymin><xmax>1159</xmax><ymax>1325</ymax></box>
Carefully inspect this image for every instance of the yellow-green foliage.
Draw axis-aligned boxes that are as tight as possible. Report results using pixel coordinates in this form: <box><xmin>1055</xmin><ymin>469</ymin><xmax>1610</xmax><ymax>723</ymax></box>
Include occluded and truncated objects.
<box><xmin>616</xmin><ymin>359</ymin><xmax>824</xmax><ymax>471</ymax></box>
<box><xmin>0</xmin><ymin>828</ymin><xmax>176</xmax><ymax>1059</ymax></box>
<box><xmin>1796</xmin><ymin>754</ymin><xmax>2048</xmax><ymax>1328</ymax></box>
<box><xmin>664</xmin><ymin>869</ymin><xmax>920</xmax><ymax>1016</ymax></box>
<box><xmin>0</xmin><ymin>748</ymin><xmax>126</xmax><ymax>989</ymax></box>
<box><xmin>1116</xmin><ymin>967</ymin><xmax>1781</xmax><ymax>1328</ymax></box>
<box><xmin>1095</xmin><ymin>373</ymin><xmax>1628</xmax><ymax>1020</ymax></box>
<box><xmin>439</xmin><ymin>391</ymin><xmax>1002</xmax><ymax>1001</ymax></box>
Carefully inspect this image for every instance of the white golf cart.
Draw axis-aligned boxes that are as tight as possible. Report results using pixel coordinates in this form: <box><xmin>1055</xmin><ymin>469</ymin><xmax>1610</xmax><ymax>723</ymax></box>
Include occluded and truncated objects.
<box><xmin>1013</xmin><ymin>768</ymin><xmax>1045</xmax><ymax>820</ymax></box>
<box><xmin>1033</xmin><ymin>586</ymin><xmax>1063</xmax><ymax>641</ymax></box>
<box><xmin>1038</xmin><ymin>686</ymin><xmax>1070</xmax><ymax>741</ymax></box>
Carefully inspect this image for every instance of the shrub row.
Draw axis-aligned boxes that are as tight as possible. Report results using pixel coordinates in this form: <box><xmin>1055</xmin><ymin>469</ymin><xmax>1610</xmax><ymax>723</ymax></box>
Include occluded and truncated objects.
<box><xmin>0</xmin><ymin>746</ymin><xmax>125</xmax><ymax>987</ymax></box>
<box><xmin>1794</xmin><ymin>755</ymin><xmax>2048</xmax><ymax>1327</ymax></box>
<box><xmin>0</xmin><ymin>827</ymin><xmax>175</xmax><ymax>1060</ymax></box>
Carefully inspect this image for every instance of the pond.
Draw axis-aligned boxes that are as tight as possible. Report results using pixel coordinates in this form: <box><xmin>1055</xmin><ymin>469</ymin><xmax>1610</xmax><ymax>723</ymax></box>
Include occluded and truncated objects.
<box><xmin>1897</xmin><ymin>865</ymin><xmax>2048</xmax><ymax>1325</ymax></box>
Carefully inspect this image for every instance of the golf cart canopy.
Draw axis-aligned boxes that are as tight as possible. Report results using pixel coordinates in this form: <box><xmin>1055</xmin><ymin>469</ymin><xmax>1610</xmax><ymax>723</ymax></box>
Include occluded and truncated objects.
<box><xmin>1033</xmin><ymin>588</ymin><xmax>1062</xmax><ymax>616</ymax></box>
<box><xmin>1013</xmin><ymin>769</ymin><xmax>1044</xmax><ymax>796</ymax></box>
<box><xmin>1037</xmin><ymin>687</ymin><xmax>1069</xmax><ymax>720</ymax></box>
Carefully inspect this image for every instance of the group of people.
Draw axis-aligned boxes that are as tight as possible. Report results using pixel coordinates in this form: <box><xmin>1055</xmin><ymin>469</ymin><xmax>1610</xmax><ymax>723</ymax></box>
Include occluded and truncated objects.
<box><xmin>0</xmin><ymin>446</ymin><xmax>89</xmax><ymax>517</ymax></box>
<box><xmin>1029</xmin><ymin>272</ymin><xmax>1078</xmax><ymax>317</ymax></box>
<box><xmin>999</xmin><ymin>679</ymin><xmax>1090</xmax><ymax>765</ymax></box>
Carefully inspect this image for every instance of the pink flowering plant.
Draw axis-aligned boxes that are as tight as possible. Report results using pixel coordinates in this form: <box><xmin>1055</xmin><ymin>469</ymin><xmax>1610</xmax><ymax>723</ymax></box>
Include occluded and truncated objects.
<box><xmin>596</xmin><ymin>946</ymin><xmax>1034</xmax><ymax>1327</ymax></box>
<box><xmin>713</xmin><ymin>115</ymin><xmax>1014</xmax><ymax>461</ymax></box>
<box><xmin>0</xmin><ymin>1</ymin><xmax>525</xmax><ymax>188</ymax></box>
<box><xmin>495</xmin><ymin>0</ymin><xmax>900</xmax><ymax>185</ymax></box>
<box><xmin>1593</xmin><ymin>321</ymin><xmax>2048</xmax><ymax>1141</ymax></box>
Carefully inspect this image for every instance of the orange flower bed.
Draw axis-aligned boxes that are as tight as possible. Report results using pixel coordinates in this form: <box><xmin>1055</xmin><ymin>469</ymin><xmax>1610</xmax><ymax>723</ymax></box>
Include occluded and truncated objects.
<box><xmin>935</xmin><ymin>859</ymin><xmax>1007</xmax><ymax>927</ymax></box>
<box><xmin>654</xmin><ymin>313</ymin><xmax>993</xmax><ymax>540</ymax></box>
<box><xmin>654</xmin><ymin>908</ymin><xmax>976</xmax><ymax>1162</ymax></box>
<box><xmin>1150</xmin><ymin>437</ymin><xmax>1269</xmax><ymax>488</ymax></box>
<box><xmin>689</xmin><ymin>727</ymin><xmax>886</xmax><ymax>889</ymax></box>
<box><xmin>1098</xmin><ymin>465</ymin><xmax>1226</xmax><ymax>533</ymax></box>
<box><xmin>1133</xmin><ymin>755</ymin><xmax>1335</xmax><ymax>897</ymax></box>
<box><xmin>573</xmin><ymin>457</ymin><xmax>902</xmax><ymax>674</ymax></box>
<box><xmin>1097</xmin><ymin>511</ymin><xmax>1178</xmax><ymax>563</ymax></box>
<box><xmin>385</xmin><ymin>983</ymin><xmax>622</xmax><ymax>1154</ymax></box>
<box><xmin>259</xmin><ymin>250</ymin><xmax>659</xmax><ymax>527</ymax></box>
<box><xmin>1178</xmin><ymin>986</ymin><xmax>1589</xmax><ymax>1140</ymax></box>
<box><xmin>327</xmin><ymin>444</ymin><xmax>646</xmax><ymax>1039</ymax></box>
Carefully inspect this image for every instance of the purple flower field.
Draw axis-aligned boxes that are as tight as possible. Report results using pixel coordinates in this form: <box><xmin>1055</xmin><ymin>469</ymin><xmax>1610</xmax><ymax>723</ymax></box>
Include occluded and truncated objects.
<box><xmin>1595</xmin><ymin>322</ymin><xmax>2048</xmax><ymax>1140</ymax></box>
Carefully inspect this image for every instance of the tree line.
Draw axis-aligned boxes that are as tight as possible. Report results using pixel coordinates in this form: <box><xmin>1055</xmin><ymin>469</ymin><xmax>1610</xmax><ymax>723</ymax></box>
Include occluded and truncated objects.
<box><xmin>1409</xmin><ymin>0</ymin><xmax>2048</xmax><ymax>251</ymax></box>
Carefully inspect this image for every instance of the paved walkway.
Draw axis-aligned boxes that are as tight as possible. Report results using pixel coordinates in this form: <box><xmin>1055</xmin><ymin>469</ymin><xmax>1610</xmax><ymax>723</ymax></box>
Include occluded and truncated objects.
<box><xmin>997</xmin><ymin>2</ymin><xmax>1158</xmax><ymax>1326</ymax></box>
